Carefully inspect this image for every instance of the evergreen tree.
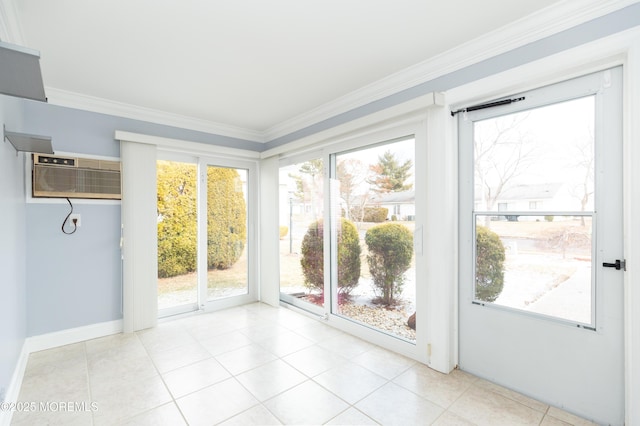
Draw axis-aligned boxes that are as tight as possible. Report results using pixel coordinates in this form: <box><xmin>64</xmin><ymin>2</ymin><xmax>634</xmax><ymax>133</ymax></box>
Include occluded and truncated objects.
<box><xmin>368</xmin><ymin>150</ymin><xmax>413</xmax><ymax>193</ymax></box>
<box><xmin>157</xmin><ymin>161</ymin><xmax>197</xmax><ymax>278</ymax></box>
<box><xmin>206</xmin><ymin>167</ymin><xmax>247</xmax><ymax>270</ymax></box>
<box><xmin>156</xmin><ymin>163</ymin><xmax>247</xmax><ymax>277</ymax></box>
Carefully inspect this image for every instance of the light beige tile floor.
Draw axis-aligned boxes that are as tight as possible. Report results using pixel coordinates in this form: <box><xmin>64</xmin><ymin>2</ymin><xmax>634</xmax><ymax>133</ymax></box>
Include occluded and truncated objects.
<box><xmin>10</xmin><ymin>303</ymin><xmax>599</xmax><ymax>425</ymax></box>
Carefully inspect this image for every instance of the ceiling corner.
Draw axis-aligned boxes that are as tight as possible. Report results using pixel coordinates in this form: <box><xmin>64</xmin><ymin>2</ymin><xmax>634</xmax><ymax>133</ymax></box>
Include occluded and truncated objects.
<box><xmin>0</xmin><ymin>0</ymin><xmax>24</xmax><ymax>44</ymax></box>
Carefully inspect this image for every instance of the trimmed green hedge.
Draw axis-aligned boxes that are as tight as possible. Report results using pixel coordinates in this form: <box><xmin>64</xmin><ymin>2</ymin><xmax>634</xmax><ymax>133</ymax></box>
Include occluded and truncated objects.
<box><xmin>206</xmin><ymin>167</ymin><xmax>247</xmax><ymax>270</ymax></box>
<box><xmin>157</xmin><ymin>163</ymin><xmax>246</xmax><ymax>278</ymax></box>
<box><xmin>475</xmin><ymin>225</ymin><xmax>505</xmax><ymax>302</ymax></box>
<box><xmin>365</xmin><ymin>223</ymin><xmax>413</xmax><ymax>305</ymax></box>
<box><xmin>300</xmin><ymin>218</ymin><xmax>361</xmax><ymax>296</ymax></box>
<box><xmin>363</xmin><ymin>207</ymin><xmax>389</xmax><ymax>222</ymax></box>
<box><xmin>157</xmin><ymin>162</ymin><xmax>197</xmax><ymax>278</ymax></box>
<box><xmin>350</xmin><ymin>206</ymin><xmax>389</xmax><ymax>222</ymax></box>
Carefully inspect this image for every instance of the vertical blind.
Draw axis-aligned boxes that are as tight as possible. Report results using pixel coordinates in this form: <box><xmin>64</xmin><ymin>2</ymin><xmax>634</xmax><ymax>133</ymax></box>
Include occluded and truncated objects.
<box><xmin>120</xmin><ymin>140</ymin><xmax>158</xmax><ymax>332</ymax></box>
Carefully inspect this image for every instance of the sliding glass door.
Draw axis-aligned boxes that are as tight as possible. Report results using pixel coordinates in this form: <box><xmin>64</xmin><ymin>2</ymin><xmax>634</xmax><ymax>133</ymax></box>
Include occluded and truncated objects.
<box><xmin>279</xmin><ymin>155</ymin><xmax>325</xmax><ymax>315</ymax></box>
<box><xmin>279</xmin><ymin>133</ymin><xmax>421</xmax><ymax>354</ymax></box>
<box><xmin>204</xmin><ymin>165</ymin><xmax>250</xmax><ymax>302</ymax></box>
<box><xmin>329</xmin><ymin>138</ymin><xmax>416</xmax><ymax>342</ymax></box>
<box><xmin>157</xmin><ymin>154</ymin><xmax>256</xmax><ymax>317</ymax></box>
<box><xmin>157</xmin><ymin>157</ymin><xmax>199</xmax><ymax>316</ymax></box>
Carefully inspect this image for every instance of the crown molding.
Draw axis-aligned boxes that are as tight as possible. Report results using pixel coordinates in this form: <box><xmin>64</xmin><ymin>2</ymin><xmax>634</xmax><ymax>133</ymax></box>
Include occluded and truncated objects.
<box><xmin>11</xmin><ymin>0</ymin><xmax>637</xmax><ymax>145</ymax></box>
<box><xmin>0</xmin><ymin>0</ymin><xmax>24</xmax><ymax>44</ymax></box>
<box><xmin>45</xmin><ymin>87</ymin><xmax>267</xmax><ymax>143</ymax></box>
<box><xmin>115</xmin><ymin>130</ymin><xmax>260</xmax><ymax>160</ymax></box>
<box><xmin>261</xmin><ymin>92</ymin><xmax>442</xmax><ymax>160</ymax></box>
<box><xmin>264</xmin><ymin>0</ymin><xmax>638</xmax><ymax>141</ymax></box>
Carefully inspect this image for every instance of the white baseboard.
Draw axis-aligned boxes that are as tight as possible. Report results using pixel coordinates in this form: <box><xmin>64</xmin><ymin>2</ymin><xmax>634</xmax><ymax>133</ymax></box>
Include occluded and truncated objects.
<box><xmin>0</xmin><ymin>319</ymin><xmax>123</xmax><ymax>426</ymax></box>
<box><xmin>0</xmin><ymin>343</ymin><xmax>29</xmax><ymax>426</ymax></box>
<box><xmin>25</xmin><ymin>319</ymin><xmax>123</xmax><ymax>354</ymax></box>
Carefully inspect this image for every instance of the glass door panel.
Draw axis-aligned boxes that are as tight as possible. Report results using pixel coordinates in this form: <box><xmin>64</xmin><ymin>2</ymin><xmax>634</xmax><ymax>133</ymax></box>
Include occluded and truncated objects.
<box><xmin>157</xmin><ymin>159</ymin><xmax>198</xmax><ymax>315</ymax></box>
<box><xmin>330</xmin><ymin>138</ymin><xmax>416</xmax><ymax>342</ymax></box>
<box><xmin>279</xmin><ymin>159</ymin><xmax>325</xmax><ymax>312</ymax></box>
<box><xmin>459</xmin><ymin>68</ymin><xmax>624</xmax><ymax>424</ymax></box>
<box><xmin>206</xmin><ymin>165</ymin><xmax>249</xmax><ymax>301</ymax></box>
<box><xmin>472</xmin><ymin>96</ymin><xmax>596</xmax><ymax>325</ymax></box>
<box><xmin>474</xmin><ymin>214</ymin><xmax>593</xmax><ymax>324</ymax></box>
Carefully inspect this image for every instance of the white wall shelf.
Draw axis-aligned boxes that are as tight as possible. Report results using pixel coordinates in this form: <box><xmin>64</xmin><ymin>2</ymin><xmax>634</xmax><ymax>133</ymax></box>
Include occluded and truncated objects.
<box><xmin>4</xmin><ymin>125</ymin><xmax>53</xmax><ymax>155</ymax></box>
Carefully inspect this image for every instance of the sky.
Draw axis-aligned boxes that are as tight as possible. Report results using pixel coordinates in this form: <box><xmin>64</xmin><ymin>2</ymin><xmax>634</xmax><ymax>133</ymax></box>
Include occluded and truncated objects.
<box><xmin>474</xmin><ymin>95</ymin><xmax>595</xmax><ymax>211</ymax></box>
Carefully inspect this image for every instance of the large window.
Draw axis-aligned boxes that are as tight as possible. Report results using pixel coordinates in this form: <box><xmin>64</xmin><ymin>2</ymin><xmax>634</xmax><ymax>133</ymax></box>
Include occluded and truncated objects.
<box><xmin>279</xmin><ymin>157</ymin><xmax>325</xmax><ymax>313</ymax></box>
<box><xmin>472</xmin><ymin>96</ymin><xmax>595</xmax><ymax>325</ymax></box>
<box><xmin>206</xmin><ymin>165</ymin><xmax>249</xmax><ymax>301</ymax></box>
<box><xmin>279</xmin><ymin>137</ymin><xmax>418</xmax><ymax>344</ymax></box>
<box><xmin>157</xmin><ymin>159</ymin><xmax>199</xmax><ymax>314</ymax></box>
<box><xmin>157</xmin><ymin>156</ymin><xmax>255</xmax><ymax>317</ymax></box>
<box><xmin>330</xmin><ymin>138</ymin><xmax>416</xmax><ymax>342</ymax></box>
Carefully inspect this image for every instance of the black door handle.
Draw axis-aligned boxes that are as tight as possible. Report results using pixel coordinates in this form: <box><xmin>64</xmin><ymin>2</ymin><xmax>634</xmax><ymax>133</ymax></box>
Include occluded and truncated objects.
<box><xmin>603</xmin><ymin>259</ymin><xmax>626</xmax><ymax>271</ymax></box>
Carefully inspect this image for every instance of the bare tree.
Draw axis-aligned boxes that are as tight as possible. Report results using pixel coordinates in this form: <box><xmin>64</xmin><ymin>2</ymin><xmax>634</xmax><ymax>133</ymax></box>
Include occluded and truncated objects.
<box><xmin>474</xmin><ymin>113</ymin><xmax>535</xmax><ymax>225</ymax></box>
<box><xmin>568</xmin><ymin>129</ymin><xmax>594</xmax><ymax>227</ymax></box>
<box><xmin>290</xmin><ymin>159</ymin><xmax>323</xmax><ymax>218</ymax></box>
<box><xmin>337</xmin><ymin>158</ymin><xmax>368</xmax><ymax>220</ymax></box>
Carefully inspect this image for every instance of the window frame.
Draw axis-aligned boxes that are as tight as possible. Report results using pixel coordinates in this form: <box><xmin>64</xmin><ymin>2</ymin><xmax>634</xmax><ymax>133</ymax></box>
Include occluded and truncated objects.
<box><xmin>462</xmin><ymin>77</ymin><xmax>606</xmax><ymax>329</ymax></box>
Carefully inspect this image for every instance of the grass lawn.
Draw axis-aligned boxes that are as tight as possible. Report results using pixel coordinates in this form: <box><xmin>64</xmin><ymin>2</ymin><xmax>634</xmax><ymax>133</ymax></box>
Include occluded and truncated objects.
<box><xmin>158</xmin><ymin>250</ymin><xmax>248</xmax><ymax>295</ymax></box>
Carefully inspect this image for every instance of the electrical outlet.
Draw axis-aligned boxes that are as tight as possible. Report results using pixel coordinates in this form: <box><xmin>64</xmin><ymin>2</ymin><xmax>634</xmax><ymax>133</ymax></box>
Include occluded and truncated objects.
<box><xmin>70</xmin><ymin>214</ymin><xmax>81</xmax><ymax>227</ymax></box>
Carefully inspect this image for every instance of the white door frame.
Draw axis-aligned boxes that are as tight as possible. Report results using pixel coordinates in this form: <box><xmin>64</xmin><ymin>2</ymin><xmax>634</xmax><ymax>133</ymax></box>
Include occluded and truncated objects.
<box><xmin>458</xmin><ymin>67</ymin><xmax>623</xmax><ymax>424</ymax></box>
<box><xmin>321</xmin><ymin>126</ymin><xmax>427</xmax><ymax>363</ymax></box>
<box><xmin>264</xmin><ymin>94</ymin><xmax>449</xmax><ymax>366</ymax></box>
<box><xmin>115</xmin><ymin>131</ymin><xmax>261</xmax><ymax>317</ymax></box>
<box><xmin>156</xmin><ymin>151</ymin><xmax>200</xmax><ymax>318</ymax></box>
<box><xmin>198</xmin><ymin>156</ymin><xmax>259</xmax><ymax>311</ymax></box>
<box><xmin>445</xmin><ymin>28</ymin><xmax>640</xmax><ymax>425</ymax></box>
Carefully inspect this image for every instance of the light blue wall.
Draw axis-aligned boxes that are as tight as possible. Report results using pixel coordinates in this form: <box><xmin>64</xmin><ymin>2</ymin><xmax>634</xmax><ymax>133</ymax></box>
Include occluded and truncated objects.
<box><xmin>20</xmin><ymin>102</ymin><xmax>264</xmax><ymax>157</ymax></box>
<box><xmin>20</xmin><ymin>102</ymin><xmax>263</xmax><ymax>336</ymax></box>
<box><xmin>26</xmin><ymin>204</ymin><xmax>122</xmax><ymax>335</ymax></box>
<box><xmin>0</xmin><ymin>95</ymin><xmax>26</xmax><ymax>401</ymax></box>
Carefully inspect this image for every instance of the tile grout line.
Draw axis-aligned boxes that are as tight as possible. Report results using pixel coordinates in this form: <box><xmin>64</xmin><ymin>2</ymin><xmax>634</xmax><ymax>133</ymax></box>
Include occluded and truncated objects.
<box><xmin>136</xmin><ymin>329</ymin><xmax>191</xmax><ymax>426</ymax></box>
<box><xmin>435</xmin><ymin>378</ymin><xmax>480</xmax><ymax>426</ymax></box>
<box><xmin>223</xmin><ymin>306</ymin><xmax>292</xmax><ymax>425</ymax></box>
<box><xmin>537</xmin><ymin>404</ymin><xmax>551</xmax><ymax>426</ymax></box>
<box><xmin>150</xmin><ymin>308</ymin><xmax>295</xmax><ymax>425</ymax></box>
<box><xmin>82</xmin><ymin>341</ymin><xmax>96</xmax><ymax>426</ymax></box>
<box><xmin>232</xmin><ymin>307</ymin><xmax>362</xmax><ymax>424</ymax></box>
<box><xmin>27</xmin><ymin>302</ymin><xmax>592</xmax><ymax>425</ymax></box>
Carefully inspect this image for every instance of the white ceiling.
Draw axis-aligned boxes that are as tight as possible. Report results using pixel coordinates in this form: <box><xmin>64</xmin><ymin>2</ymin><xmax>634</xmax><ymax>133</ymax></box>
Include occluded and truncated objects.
<box><xmin>12</xmin><ymin>0</ymin><xmax>573</xmax><ymax>140</ymax></box>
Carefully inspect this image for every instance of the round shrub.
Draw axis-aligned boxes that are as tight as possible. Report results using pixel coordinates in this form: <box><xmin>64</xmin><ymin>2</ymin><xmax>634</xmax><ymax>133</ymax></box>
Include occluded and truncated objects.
<box><xmin>300</xmin><ymin>218</ymin><xmax>361</xmax><ymax>296</ymax></box>
<box><xmin>363</xmin><ymin>207</ymin><xmax>389</xmax><ymax>223</ymax></box>
<box><xmin>279</xmin><ymin>226</ymin><xmax>289</xmax><ymax>239</ymax></box>
<box><xmin>337</xmin><ymin>219</ymin><xmax>362</xmax><ymax>295</ymax></box>
<box><xmin>475</xmin><ymin>225</ymin><xmax>506</xmax><ymax>302</ymax></box>
<box><xmin>365</xmin><ymin>223</ymin><xmax>413</xmax><ymax>305</ymax></box>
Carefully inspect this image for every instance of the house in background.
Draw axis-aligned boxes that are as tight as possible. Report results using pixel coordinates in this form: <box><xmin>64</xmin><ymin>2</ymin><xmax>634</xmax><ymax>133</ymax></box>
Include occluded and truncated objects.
<box><xmin>370</xmin><ymin>190</ymin><xmax>416</xmax><ymax>221</ymax></box>
<box><xmin>478</xmin><ymin>182</ymin><xmax>584</xmax><ymax>220</ymax></box>
<box><xmin>498</xmin><ymin>183</ymin><xmax>566</xmax><ymax>211</ymax></box>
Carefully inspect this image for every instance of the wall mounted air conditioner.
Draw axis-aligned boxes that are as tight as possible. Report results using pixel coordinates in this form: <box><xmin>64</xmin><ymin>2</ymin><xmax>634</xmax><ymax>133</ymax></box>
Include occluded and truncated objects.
<box><xmin>32</xmin><ymin>153</ymin><xmax>121</xmax><ymax>200</ymax></box>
